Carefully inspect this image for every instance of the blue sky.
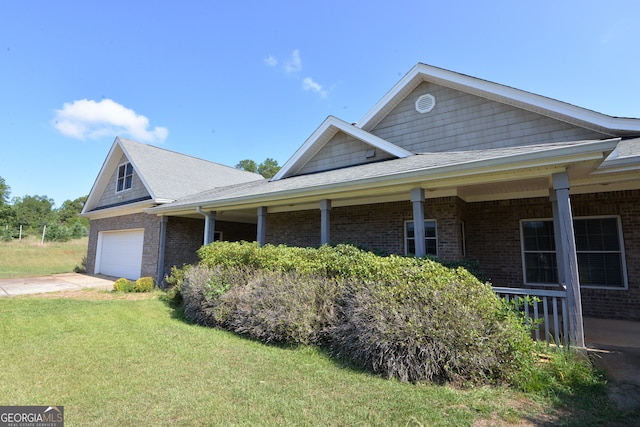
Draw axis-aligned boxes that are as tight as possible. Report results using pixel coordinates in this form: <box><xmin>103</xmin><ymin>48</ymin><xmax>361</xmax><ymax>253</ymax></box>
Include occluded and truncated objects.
<box><xmin>1</xmin><ymin>0</ymin><xmax>639</xmax><ymax>207</ymax></box>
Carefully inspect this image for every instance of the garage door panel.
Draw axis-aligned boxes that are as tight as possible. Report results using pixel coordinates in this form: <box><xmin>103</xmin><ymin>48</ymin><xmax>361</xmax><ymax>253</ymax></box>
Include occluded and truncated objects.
<box><xmin>98</xmin><ymin>230</ymin><xmax>144</xmax><ymax>280</ymax></box>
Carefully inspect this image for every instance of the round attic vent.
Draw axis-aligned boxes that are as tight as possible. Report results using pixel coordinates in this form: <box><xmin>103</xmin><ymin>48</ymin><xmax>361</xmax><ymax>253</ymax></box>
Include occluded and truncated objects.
<box><xmin>415</xmin><ymin>94</ymin><xmax>436</xmax><ymax>114</ymax></box>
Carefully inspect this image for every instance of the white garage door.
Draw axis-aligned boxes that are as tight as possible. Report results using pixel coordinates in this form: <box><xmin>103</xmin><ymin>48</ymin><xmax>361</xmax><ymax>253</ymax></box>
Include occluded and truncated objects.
<box><xmin>96</xmin><ymin>229</ymin><xmax>144</xmax><ymax>280</ymax></box>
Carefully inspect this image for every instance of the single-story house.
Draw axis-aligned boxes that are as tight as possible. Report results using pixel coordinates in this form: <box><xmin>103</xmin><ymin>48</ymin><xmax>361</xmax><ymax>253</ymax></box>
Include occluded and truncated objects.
<box><xmin>81</xmin><ymin>63</ymin><xmax>640</xmax><ymax>334</ymax></box>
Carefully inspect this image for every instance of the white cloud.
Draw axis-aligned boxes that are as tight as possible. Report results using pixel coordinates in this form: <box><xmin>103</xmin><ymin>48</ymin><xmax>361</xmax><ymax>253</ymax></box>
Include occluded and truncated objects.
<box><xmin>264</xmin><ymin>54</ymin><xmax>278</xmax><ymax>67</ymax></box>
<box><xmin>302</xmin><ymin>77</ymin><xmax>327</xmax><ymax>98</ymax></box>
<box><xmin>53</xmin><ymin>98</ymin><xmax>168</xmax><ymax>142</ymax></box>
<box><xmin>283</xmin><ymin>49</ymin><xmax>302</xmax><ymax>74</ymax></box>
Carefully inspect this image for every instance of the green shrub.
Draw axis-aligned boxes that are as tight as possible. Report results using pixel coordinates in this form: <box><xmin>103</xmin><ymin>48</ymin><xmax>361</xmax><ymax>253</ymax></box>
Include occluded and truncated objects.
<box><xmin>161</xmin><ymin>265</ymin><xmax>193</xmax><ymax>304</ymax></box>
<box><xmin>113</xmin><ymin>278</ymin><xmax>135</xmax><ymax>293</ymax></box>
<box><xmin>134</xmin><ymin>276</ymin><xmax>155</xmax><ymax>292</ymax></box>
<box><xmin>73</xmin><ymin>256</ymin><xmax>87</xmax><ymax>273</ymax></box>
<box><xmin>194</xmin><ymin>242</ymin><xmax>537</xmax><ymax>386</ymax></box>
<box><xmin>44</xmin><ymin>223</ymin><xmax>72</xmax><ymax>242</ymax></box>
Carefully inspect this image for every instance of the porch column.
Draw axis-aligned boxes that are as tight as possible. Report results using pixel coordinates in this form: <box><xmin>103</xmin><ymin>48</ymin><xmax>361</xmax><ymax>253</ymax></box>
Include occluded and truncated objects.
<box><xmin>552</xmin><ymin>172</ymin><xmax>584</xmax><ymax>348</ymax></box>
<box><xmin>549</xmin><ymin>193</ymin><xmax>566</xmax><ymax>285</ymax></box>
<box><xmin>156</xmin><ymin>216</ymin><xmax>168</xmax><ymax>286</ymax></box>
<box><xmin>204</xmin><ymin>211</ymin><xmax>217</xmax><ymax>245</ymax></box>
<box><xmin>411</xmin><ymin>188</ymin><xmax>426</xmax><ymax>257</ymax></box>
<box><xmin>257</xmin><ymin>207</ymin><xmax>267</xmax><ymax>246</ymax></box>
<box><xmin>320</xmin><ymin>199</ymin><xmax>331</xmax><ymax>245</ymax></box>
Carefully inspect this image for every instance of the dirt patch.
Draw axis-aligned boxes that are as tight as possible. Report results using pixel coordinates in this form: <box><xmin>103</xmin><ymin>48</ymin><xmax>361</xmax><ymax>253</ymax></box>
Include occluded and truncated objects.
<box><xmin>27</xmin><ymin>289</ymin><xmax>158</xmax><ymax>300</ymax></box>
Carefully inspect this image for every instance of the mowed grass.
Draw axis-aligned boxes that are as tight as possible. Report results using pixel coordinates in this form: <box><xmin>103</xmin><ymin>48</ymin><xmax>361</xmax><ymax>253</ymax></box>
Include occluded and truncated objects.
<box><xmin>0</xmin><ymin>294</ymin><xmax>549</xmax><ymax>426</ymax></box>
<box><xmin>0</xmin><ymin>237</ymin><xmax>87</xmax><ymax>278</ymax></box>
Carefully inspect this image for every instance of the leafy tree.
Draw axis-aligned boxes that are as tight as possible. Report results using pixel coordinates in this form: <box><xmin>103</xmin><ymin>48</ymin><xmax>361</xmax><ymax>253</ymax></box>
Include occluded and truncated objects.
<box><xmin>235</xmin><ymin>159</ymin><xmax>258</xmax><ymax>173</ymax></box>
<box><xmin>12</xmin><ymin>195</ymin><xmax>56</xmax><ymax>232</ymax></box>
<box><xmin>257</xmin><ymin>158</ymin><xmax>281</xmax><ymax>179</ymax></box>
<box><xmin>0</xmin><ymin>176</ymin><xmax>10</xmax><ymax>205</ymax></box>
<box><xmin>58</xmin><ymin>196</ymin><xmax>89</xmax><ymax>226</ymax></box>
<box><xmin>236</xmin><ymin>158</ymin><xmax>281</xmax><ymax>179</ymax></box>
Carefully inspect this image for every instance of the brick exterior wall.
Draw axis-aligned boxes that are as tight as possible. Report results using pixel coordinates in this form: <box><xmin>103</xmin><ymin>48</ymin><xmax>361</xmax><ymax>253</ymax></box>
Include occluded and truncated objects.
<box><xmin>162</xmin><ymin>217</ymin><xmax>257</xmax><ymax>276</ymax></box>
<box><xmin>466</xmin><ymin>190</ymin><xmax>640</xmax><ymax>321</ymax></box>
<box><xmin>86</xmin><ymin>212</ymin><xmax>162</xmax><ymax>279</ymax></box>
<box><xmin>265</xmin><ymin>191</ymin><xmax>640</xmax><ymax>320</ymax></box>
<box><xmin>265</xmin><ymin>198</ymin><xmax>464</xmax><ymax>259</ymax></box>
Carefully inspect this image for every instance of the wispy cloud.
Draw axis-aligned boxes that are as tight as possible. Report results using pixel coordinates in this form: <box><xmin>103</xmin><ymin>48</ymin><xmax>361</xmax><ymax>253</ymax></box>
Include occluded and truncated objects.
<box><xmin>283</xmin><ymin>49</ymin><xmax>302</xmax><ymax>74</ymax></box>
<box><xmin>302</xmin><ymin>77</ymin><xmax>327</xmax><ymax>98</ymax></box>
<box><xmin>266</xmin><ymin>50</ymin><xmax>329</xmax><ymax>99</ymax></box>
<box><xmin>264</xmin><ymin>54</ymin><xmax>278</xmax><ymax>67</ymax></box>
<box><xmin>53</xmin><ymin>99</ymin><xmax>168</xmax><ymax>142</ymax></box>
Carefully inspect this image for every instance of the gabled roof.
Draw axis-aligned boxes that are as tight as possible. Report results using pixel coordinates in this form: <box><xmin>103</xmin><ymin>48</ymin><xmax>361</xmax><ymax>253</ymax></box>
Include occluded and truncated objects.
<box><xmin>273</xmin><ymin>63</ymin><xmax>640</xmax><ymax>182</ymax></box>
<box><xmin>82</xmin><ymin>137</ymin><xmax>263</xmax><ymax>213</ymax></box>
<box><xmin>357</xmin><ymin>63</ymin><xmax>640</xmax><ymax>136</ymax></box>
<box><xmin>272</xmin><ymin>116</ymin><xmax>413</xmax><ymax>180</ymax></box>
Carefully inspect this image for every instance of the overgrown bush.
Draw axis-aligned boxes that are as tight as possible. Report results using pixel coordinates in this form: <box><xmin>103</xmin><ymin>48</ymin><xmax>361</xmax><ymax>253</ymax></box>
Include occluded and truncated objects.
<box><xmin>330</xmin><ymin>277</ymin><xmax>536</xmax><ymax>385</ymax></box>
<box><xmin>134</xmin><ymin>276</ymin><xmax>155</xmax><ymax>292</ymax></box>
<box><xmin>113</xmin><ymin>278</ymin><xmax>135</xmax><ymax>292</ymax></box>
<box><xmin>221</xmin><ymin>270</ymin><xmax>344</xmax><ymax>346</ymax></box>
<box><xmin>188</xmin><ymin>241</ymin><xmax>537</xmax><ymax>386</ymax></box>
<box><xmin>180</xmin><ymin>266</ymin><xmax>251</xmax><ymax>327</ymax></box>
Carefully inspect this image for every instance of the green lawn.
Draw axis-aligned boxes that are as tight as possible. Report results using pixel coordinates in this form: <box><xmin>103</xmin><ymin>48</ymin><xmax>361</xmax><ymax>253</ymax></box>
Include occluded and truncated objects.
<box><xmin>0</xmin><ymin>237</ymin><xmax>87</xmax><ymax>278</ymax></box>
<box><xmin>2</xmin><ymin>293</ymin><xmax>637</xmax><ymax>426</ymax></box>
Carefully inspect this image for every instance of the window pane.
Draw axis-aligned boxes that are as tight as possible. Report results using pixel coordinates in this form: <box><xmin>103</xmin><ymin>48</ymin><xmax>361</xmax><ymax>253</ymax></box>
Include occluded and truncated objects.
<box><xmin>406</xmin><ymin>222</ymin><xmax>414</xmax><ymax>239</ymax></box>
<box><xmin>426</xmin><ymin>239</ymin><xmax>437</xmax><ymax>256</ymax></box>
<box><xmin>522</xmin><ymin>221</ymin><xmax>555</xmax><ymax>251</ymax></box>
<box><xmin>524</xmin><ymin>253</ymin><xmax>558</xmax><ymax>283</ymax></box>
<box><xmin>407</xmin><ymin>239</ymin><xmax>416</xmax><ymax>255</ymax></box>
<box><xmin>117</xmin><ymin>179</ymin><xmax>123</xmax><ymax>192</ymax></box>
<box><xmin>126</xmin><ymin>163</ymin><xmax>133</xmax><ymax>175</ymax></box>
<box><xmin>578</xmin><ymin>253</ymin><xmax>623</xmax><ymax>287</ymax></box>
<box><xmin>125</xmin><ymin>176</ymin><xmax>132</xmax><ymax>189</ymax></box>
<box><xmin>118</xmin><ymin>165</ymin><xmax>125</xmax><ymax>178</ymax></box>
<box><xmin>424</xmin><ymin>221</ymin><xmax>436</xmax><ymax>238</ymax></box>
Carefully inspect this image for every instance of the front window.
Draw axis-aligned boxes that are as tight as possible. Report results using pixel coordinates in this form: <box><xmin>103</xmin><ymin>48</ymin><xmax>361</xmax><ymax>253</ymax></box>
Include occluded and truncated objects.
<box><xmin>521</xmin><ymin>217</ymin><xmax>626</xmax><ymax>289</ymax></box>
<box><xmin>117</xmin><ymin>162</ymin><xmax>133</xmax><ymax>192</ymax></box>
<box><xmin>405</xmin><ymin>220</ymin><xmax>437</xmax><ymax>256</ymax></box>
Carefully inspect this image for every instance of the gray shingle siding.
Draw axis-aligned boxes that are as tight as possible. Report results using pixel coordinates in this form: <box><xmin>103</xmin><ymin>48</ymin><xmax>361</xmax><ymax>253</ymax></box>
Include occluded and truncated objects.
<box><xmin>370</xmin><ymin>82</ymin><xmax>609</xmax><ymax>152</ymax></box>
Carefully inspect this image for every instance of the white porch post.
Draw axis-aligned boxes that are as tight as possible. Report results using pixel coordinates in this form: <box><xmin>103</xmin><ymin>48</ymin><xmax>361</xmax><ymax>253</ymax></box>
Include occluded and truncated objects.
<box><xmin>156</xmin><ymin>216</ymin><xmax>168</xmax><ymax>286</ymax></box>
<box><xmin>549</xmin><ymin>193</ymin><xmax>566</xmax><ymax>285</ymax></box>
<box><xmin>320</xmin><ymin>199</ymin><xmax>331</xmax><ymax>245</ymax></box>
<box><xmin>411</xmin><ymin>188</ymin><xmax>426</xmax><ymax>257</ymax></box>
<box><xmin>552</xmin><ymin>172</ymin><xmax>585</xmax><ymax>348</ymax></box>
<box><xmin>204</xmin><ymin>211</ymin><xmax>217</xmax><ymax>245</ymax></box>
<box><xmin>257</xmin><ymin>207</ymin><xmax>267</xmax><ymax>246</ymax></box>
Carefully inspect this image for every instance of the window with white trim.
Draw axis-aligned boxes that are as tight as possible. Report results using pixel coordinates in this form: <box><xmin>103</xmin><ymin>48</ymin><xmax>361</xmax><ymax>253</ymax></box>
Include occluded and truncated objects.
<box><xmin>405</xmin><ymin>220</ymin><xmax>437</xmax><ymax>256</ymax></box>
<box><xmin>117</xmin><ymin>162</ymin><xmax>133</xmax><ymax>192</ymax></box>
<box><xmin>521</xmin><ymin>216</ymin><xmax>627</xmax><ymax>289</ymax></box>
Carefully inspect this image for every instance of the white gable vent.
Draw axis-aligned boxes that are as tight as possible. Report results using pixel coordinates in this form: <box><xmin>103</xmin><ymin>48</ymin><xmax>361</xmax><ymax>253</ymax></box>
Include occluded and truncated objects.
<box><xmin>415</xmin><ymin>94</ymin><xmax>436</xmax><ymax>114</ymax></box>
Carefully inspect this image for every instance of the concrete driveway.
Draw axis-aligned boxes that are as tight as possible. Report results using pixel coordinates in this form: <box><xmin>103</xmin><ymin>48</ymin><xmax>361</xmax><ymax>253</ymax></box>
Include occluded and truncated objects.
<box><xmin>0</xmin><ymin>273</ymin><xmax>116</xmax><ymax>297</ymax></box>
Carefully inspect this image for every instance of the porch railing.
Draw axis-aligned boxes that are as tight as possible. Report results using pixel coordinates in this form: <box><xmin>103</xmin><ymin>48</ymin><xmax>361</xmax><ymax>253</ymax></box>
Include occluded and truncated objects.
<box><xmin>492</xmin><ymin>286</ymin><xmax>569</xmax><ymax>348</ymax></box>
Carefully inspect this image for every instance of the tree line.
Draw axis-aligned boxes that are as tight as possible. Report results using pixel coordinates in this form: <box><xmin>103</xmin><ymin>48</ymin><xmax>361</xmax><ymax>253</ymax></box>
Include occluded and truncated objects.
<box><xmin>0</xmin><ymin>176</ymin><xmax>89</xmax><ymax>242</ymax></box>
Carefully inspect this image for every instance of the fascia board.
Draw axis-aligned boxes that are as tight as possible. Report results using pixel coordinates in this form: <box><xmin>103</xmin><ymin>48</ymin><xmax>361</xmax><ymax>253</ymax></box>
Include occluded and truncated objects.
<box><xmin>272</xmin><ymin>116</ymin><xmax>412</xmax><ymax>180</ymax></box>
<box><xmin>81</xmin><ymin>140</ymin><xmax>123</xmax><ymax>214</ymax></box>
<box><xmin>80</xmin><ymin>199</ymin><xmax>157</xmax><ymax>220</ymax></box>
<box><xmin>149</xmin><ymin>138</ymin><xmax>619</xmax><ymax>215</ymax></box>
<box><xmin>358</xmin><ymin>63</ymin><xmax>640</xmax><ymax>134</ymax></box>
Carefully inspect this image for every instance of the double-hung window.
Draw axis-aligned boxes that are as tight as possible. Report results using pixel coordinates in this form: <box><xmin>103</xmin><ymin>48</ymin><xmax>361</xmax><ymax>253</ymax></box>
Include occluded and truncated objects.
<box><xmin>405</xmin><ymin>220</ymin><xmax>437</xmax><ymax>256</ymax></box>
<box><xmin>117</xmin><ymin>162</ymin><xmax>133</xmax><ymax>192</ymax></box>
<box><xmin>521</xmin><ymin>216</ymin><xmax>627</xmax><ymax>289</ymax></box>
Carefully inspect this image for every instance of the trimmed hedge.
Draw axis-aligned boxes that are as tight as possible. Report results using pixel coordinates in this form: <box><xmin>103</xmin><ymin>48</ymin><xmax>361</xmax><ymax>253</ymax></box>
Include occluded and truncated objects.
<box><xmin>180</xmin><ymin>241</ymin><xmax>536</xmax><ymax>385</ymax></box>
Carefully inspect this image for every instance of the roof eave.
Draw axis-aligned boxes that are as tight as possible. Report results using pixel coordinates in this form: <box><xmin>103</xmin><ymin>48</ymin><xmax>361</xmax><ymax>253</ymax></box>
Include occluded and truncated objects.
<box><xmin>148</xmin><ymin>138</ymin><xmax>619</xmax><ymax>215</ymax></box>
